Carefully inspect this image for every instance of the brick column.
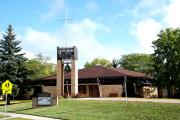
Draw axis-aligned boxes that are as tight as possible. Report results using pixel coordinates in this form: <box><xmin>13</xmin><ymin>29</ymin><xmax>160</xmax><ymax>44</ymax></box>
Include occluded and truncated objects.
<box><xmin>56</xmin><ymin>60</ymin><xmax>64</xmax><ymax>97</ymax></box>
<box><xmin>71</xmin><ymin>59</ymin><xmax>78</xmax><ymax>97</ymax></box>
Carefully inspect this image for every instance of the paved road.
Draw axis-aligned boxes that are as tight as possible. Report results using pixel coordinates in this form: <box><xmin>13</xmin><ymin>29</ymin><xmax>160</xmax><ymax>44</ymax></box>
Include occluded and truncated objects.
<box><xmin>0</xmin><ymin>112</ymin><xmax>60</xmax><ymax>120</ymax></box>
<box><xmin>74</xmin><ymin>97</ymin><xmax>180</xmax><ymax>104</ymax></box>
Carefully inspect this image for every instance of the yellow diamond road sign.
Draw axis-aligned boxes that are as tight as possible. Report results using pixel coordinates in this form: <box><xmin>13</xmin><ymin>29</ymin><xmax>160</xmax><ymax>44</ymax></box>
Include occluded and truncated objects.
<box><xmin>2</xmin><ymin>89</ymin><xmax>12</xmax><ymax>94</ymax></box>
<box><xmin>2</xmin><ymin>80</ymin><xmax>13</xmax><ymax>94</ymax></box>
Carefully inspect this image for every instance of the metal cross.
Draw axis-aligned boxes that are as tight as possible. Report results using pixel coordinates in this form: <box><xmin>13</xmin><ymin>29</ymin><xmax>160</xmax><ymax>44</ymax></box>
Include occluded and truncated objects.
<box><xmin>58</xmin><ymin>9</ymin><xmax>73</xmax><ymax>47</ymax></box>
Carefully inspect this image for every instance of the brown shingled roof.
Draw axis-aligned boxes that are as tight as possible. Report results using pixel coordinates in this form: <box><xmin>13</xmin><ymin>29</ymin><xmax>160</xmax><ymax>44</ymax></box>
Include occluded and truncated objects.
<box><xmin>43</xmin><ymin>75</ymin><xmax>56</xmax><ymax>80</ymax></box>
<box><xmin>42</xmin><ymin>65</ymin><xmax>149</xmax><ymax>80</ymax></box>
<box><xmin>111</xmin><ymin>68</ymin><xmax>147</xmax><ymax>78</ymax></box>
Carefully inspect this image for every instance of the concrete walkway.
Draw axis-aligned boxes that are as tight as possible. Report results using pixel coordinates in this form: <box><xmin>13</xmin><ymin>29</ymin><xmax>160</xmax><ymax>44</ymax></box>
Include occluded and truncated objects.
<box><xmin>0</xmin><ymin>112</ymin><xmax>60</xmax><ymax>120</ymax></box>
<box><xmin>74</xmin><ymin>97</ymin><xmax>180</xmax><ymax>104</ymax></box>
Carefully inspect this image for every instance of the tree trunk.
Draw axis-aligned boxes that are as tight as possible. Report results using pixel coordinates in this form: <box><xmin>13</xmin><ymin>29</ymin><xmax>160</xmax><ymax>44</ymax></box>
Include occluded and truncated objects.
<box><xmin>158</xmin><ymin>87</ymin><xmax>163</xmax><ymax>98</ymax></box>
<box><xmin>168</xmin><ymin>86</ymin><xmax>175</xmax><ymax>98</ymax></box>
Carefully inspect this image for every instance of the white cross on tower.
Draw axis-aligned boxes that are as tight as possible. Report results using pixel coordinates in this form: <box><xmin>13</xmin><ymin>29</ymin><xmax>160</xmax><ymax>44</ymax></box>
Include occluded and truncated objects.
<box><xmin>59</xmin><ymin>9</ymin><xmax>73</xmax><ymax>47</ymax></box>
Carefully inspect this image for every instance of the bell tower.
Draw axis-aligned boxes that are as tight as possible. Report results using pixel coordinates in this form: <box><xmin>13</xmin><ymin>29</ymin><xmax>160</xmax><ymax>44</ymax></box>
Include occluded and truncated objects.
<box><xmin>56</xmin><ymin>46</ymin><xmax>78</xmax><ymax>97</ymax></box>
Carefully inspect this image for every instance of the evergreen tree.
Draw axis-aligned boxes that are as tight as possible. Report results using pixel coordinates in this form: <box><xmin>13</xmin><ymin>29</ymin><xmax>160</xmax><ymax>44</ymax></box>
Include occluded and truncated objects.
<box><xmin>0</xmin><ymin>25</ymin><xmax>29</xmax><ymax>98</ymax></box>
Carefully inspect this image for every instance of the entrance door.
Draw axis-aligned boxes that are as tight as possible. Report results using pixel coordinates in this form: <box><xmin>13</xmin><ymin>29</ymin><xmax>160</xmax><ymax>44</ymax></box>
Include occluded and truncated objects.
<box><xmin>127</xmin><ymin>83</ymin><xmax>135</xmax><ymax>97</ymax></box>
<box><xmin>89</xmin><ymin>85</ymin><xmax>99</xmax><ymax>97</ymax></box>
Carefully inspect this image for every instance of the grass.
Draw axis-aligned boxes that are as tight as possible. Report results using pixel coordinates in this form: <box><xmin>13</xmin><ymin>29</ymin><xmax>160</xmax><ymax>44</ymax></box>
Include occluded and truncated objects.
<box><xmin>0</xmin><ymin>100</ymin><xmax>31</xmax><ymax>105</ymax></box>
<box><xmin>0</xmin><ymin>99</ymin><xmax>180</xmax><ymax>120</ymax></box>
<box><xmin>0</xmin><ymin>114</ymin><xmax>5</xmax><ymax>118</ymax></box>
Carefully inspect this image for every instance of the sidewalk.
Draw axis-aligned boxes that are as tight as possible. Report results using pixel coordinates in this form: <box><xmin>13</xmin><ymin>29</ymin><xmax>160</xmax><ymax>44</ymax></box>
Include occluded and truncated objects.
<box><xmin>0</xmin><ymin>112</ymin><xmax>60</xmax><ymax>120</ymax></box>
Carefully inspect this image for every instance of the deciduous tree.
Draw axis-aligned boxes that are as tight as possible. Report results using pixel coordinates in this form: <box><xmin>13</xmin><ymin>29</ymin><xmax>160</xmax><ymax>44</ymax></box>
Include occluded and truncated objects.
<box><xmin>151</xmin><ymin>28</ymin><xmax>180</xmax><ymax>97</ymax></box>
<box><xmin>25</xmin><ymin>53</ymin><xmax>55</xmax><ymax>80</ymax></box>
<box><xmin>119</xmin><ymin>53</ymin><xmax>152</xmax><ymax>73</ymax></box>
<box><xmin>84</xmin><ymin>58</ymin><xmax>112</xmax><ymax>68</ymax></box>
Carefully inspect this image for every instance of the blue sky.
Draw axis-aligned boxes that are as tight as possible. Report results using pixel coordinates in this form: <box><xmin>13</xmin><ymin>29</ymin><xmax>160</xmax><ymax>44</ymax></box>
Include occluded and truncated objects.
<box><xmin>0</xmin><ymin>0</ymin><xmax>180</xmax><ymax>68</ymax></box>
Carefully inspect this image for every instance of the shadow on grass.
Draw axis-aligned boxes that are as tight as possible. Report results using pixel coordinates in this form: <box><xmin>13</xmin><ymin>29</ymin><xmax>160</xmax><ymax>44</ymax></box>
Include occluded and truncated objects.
<box><xmin>0</xmin><ymin>100</ymin><xmax>31</xmax><ymax>106</ymax></box>
<box><xmin>11</xmin><ymin>107</ymin><xmax>33</xmax><ymax>112</ymax></box>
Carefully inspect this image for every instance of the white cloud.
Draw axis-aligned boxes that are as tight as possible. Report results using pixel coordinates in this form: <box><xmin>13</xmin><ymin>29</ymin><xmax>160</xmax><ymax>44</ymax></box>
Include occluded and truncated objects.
<box><xmin>21</xmin><ymin>27</ymin><xmax>60</xmax><ymax>63</ymax></box>
<box><xmin>85</xmin><ymin>1</ymin><xmax>98</xmax><ymax>12</ymax></box>
<box><xmin>21</xmin><ymin>18</ymin><xmax>125</xmax><ymax>68</ymax></box>
<box><xmin>164</xmin><ymin>0</ymin><xmax>180</xmax><ymax>28</ymax></box>
<box><xmin>23</xmin><ymin>28</ymin><xmax>59</xmax><ymax>51</ymax></box>
<box><xmin>130</xmin><ymin>0</ymin><xmax>180</xmax><ymax>53</ymax></box>
<box><xmin>132</xmin><ymin>0</ymin><xmax>180</xmax><ymax>29</ymax></box>
<box><xmin>21</xmin><ymin>50</ymin><xmax>35</xmax><ymax>59</ymax></box>
<box><xmin>41</xmin><ymin>0</ymin><xmax>64</xmax><ymax>19</ymax></box>
<box><xmin>127</xmin><ymin>0</ymin><xmax>168</xmax><ymax>19</ymax></box>
<box><xmin>62</xmin><ymin>18</ymin><xmax>124</xmax><ymax>67</ymax></box>
<box><xmin>134</xmin><ymin>19</ymin><xmax>161</xmax><ymax>53</ymax></box>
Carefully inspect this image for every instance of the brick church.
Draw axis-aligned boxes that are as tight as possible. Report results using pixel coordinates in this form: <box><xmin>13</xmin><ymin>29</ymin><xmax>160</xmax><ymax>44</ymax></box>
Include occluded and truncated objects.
<box><xmin>37</xmin><ymin>65</ymin><xmax>157</xmax><ymax>98</ymax></box>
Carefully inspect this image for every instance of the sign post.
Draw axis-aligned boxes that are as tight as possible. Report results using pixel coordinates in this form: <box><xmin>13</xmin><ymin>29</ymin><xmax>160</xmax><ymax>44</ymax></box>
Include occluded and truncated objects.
<box><xmin>97</xmin><ymin>78</ymin><xmax>102</xmax><ymax>102</ymax></box>
<box><xmin>124</xmin><ymin>76</ymin><xmax>127</xmax><ymax>103</ymax></box>
<box><xmin>2</xmin><ymin>80</ymin><xmax>13</xmax><ymax>119</ymax></box>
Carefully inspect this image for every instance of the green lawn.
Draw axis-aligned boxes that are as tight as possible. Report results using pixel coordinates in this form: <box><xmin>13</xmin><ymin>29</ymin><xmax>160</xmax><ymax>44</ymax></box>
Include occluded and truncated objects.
<box><xmin>0</xmin><ymin>99</ymin><xmax>180</xmax><ymax>120</ymax></box>
<box><xmin>0</xmin><ymin>100</ymin><xmax>31</xmax><ymax>105</ymax></box>
<box><xmin>0</xmin><ymin>114</ymin><xmax>5</xmax><ymax>118</ymax></box>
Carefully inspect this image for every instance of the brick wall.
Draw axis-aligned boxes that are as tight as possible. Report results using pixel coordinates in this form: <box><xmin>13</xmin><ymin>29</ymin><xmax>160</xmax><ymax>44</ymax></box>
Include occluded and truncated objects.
<box><xmin>42</xmin><ymin>86</ymin><xmax>56</xmax><ymax>97</ymax></box>
<box><xmin>101</xmin><ymin>85</ymin><xmax>123</xmax><ymax>97</ymax></box>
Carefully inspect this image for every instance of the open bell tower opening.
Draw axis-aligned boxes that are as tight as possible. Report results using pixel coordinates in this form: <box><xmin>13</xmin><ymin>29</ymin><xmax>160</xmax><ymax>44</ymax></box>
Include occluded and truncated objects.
<box><xmin>56</xmin><ymin>46</ymin><xmax>78</xmax><ymax>98</ymax></box>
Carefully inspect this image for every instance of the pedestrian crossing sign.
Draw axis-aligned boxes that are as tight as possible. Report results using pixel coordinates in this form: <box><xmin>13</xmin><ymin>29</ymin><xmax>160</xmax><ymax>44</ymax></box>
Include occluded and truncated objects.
<box><xmin>2</xmin><ymin>80</ymin><xmax>13</xmax><ymax>95</ymax></box>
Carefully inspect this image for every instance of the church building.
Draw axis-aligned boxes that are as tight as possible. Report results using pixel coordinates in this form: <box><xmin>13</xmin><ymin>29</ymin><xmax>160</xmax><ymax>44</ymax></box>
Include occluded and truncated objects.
<box><xmin>38</xmin><ymin>65</ymin><xmax>158</xmax><ymax>98</ymax></box>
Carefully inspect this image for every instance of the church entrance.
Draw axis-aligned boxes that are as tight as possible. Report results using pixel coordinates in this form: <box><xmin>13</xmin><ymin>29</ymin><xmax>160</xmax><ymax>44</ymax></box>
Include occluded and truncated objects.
<box><xmin>89</xmin><ymin>85</ymin><xmax>99</xmax><ymax>97</ymax></box>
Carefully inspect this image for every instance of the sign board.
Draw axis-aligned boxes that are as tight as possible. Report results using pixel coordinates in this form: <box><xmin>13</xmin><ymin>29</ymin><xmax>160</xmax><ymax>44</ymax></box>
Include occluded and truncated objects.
<box><xmin>2</xmin><ymin>80</ymin><xmax>13</xmax><ymax>95</ymax></box>
<box><xmin>2</xmin><ymin>89</ymin><xmax>12</xmax><ymax>95</ymax></box>
<box><xmin>37</xmin><ymin>97</ymin><xmax>52</xmax><ymax>105</ymax></box>
<box><xmin>37</xmin><ymin>92</ymin><xmax>52</xmax><ymax>106</ymax></box>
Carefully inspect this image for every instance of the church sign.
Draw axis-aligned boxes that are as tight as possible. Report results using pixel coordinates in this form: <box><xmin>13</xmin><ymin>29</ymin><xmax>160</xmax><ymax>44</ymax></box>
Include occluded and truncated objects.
<box><xmin>37</xmin><ymin>92</ymin><xmax>52</xmax><ymax>106</ymax></box>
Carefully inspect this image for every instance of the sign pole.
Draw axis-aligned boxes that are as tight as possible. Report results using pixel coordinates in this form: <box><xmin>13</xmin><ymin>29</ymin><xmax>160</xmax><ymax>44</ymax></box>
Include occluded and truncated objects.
<box><xmin>1</xmin><ymin>80</ymin><xmax>13</xmax><ymax>119</ymax></box>
<box><xmin>4</xmin><ymin>93</ymin><xmax>7</xmax><ymax>119</ymax></box>
<box><xmin>124</xmin><ymin>76</ymin><xmax>127</xmax><ymax>103</ymax></box>
<box><xmin>97</xmin><ymin>78</ymin><xmax>102</xmax><ymax>102</ymax></box>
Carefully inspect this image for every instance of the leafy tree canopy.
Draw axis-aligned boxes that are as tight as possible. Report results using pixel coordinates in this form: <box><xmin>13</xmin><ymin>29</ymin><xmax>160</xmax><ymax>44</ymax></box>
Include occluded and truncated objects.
<box><xmin>25</xmin><ymin>53</ymin><xmax>55</xmax><ymax>80</ymax></box>
<box><xmin>119</xmin><ymin>53</ymin><xmax>152</xmax><ymax>73</ymax></box>
<box><xmin>84</xmin><ymin>58</ymin><xmax>112</xmax><ymax>68</ymax></box>
<box><xmin>151</xmin><ymin>28</ymin><xmax>180</xmax><ymax>91</ymax></box>
<box><xmin>112</xmin><ymin>59</ymin><xmax>120</xmax><ymax>68</ymax></box>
